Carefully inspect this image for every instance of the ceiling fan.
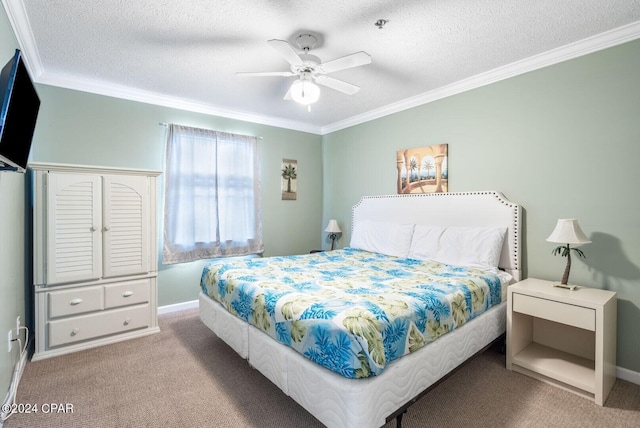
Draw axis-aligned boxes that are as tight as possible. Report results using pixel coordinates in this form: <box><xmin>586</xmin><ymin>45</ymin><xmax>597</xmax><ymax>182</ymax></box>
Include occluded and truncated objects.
<box><xmin>237</xmin><ymin>34</ymin><xmax>372</xmax><ymax>107</ymax></box>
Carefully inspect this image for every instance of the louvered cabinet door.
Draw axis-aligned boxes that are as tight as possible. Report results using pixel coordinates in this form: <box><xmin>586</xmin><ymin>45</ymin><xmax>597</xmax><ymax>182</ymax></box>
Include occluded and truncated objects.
<box><xmin>102</xmin><ymin>175</ymin><xmax>150</xmax><ymax>278</ymax></box>
<box><xmin>46</xmin><ymin>173</ymin><xmax>103</xmax><ymax>285</ymax></box>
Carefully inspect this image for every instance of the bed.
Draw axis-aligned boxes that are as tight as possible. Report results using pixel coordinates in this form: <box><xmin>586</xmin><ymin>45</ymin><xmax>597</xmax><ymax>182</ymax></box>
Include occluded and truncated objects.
<box><xmin>199</xmin><ymin>191</ymin><xmax>521</xmax><ymax>427</ymax></box>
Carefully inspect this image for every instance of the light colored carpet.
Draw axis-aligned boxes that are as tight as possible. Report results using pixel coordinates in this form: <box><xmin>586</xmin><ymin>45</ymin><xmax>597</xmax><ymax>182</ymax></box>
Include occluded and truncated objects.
<box><xmin>4</xmin><ymin>309</ymin><xmax>639</xmax><ymax>427</ymax></box>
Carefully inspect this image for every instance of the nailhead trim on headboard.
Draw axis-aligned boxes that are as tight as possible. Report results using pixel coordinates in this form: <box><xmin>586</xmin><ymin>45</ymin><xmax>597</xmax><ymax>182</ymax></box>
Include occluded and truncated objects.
<box><xmin>351</xmin><ymin>191</ymin><xmax>521</xmax><ymax>275</ymax></box>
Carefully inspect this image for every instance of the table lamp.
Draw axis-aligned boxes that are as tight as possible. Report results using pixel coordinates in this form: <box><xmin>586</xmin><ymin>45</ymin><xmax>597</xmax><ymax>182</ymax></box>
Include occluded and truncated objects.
<box><xmin>325</xmin><ymin>219</ymin><xmax>341</xmax><ymax>250</ymax></box>
<box><xmin>546</xmin><ymin>218</ymin><xmax>591</xmax><ymax>289</ymax></box>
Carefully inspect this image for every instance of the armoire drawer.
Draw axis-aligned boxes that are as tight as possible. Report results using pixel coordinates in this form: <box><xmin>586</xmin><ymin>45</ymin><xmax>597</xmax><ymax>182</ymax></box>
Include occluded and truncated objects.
<box><xmin>48</xmin><ymin>304</ymin><xmax>150</xmax><ymax>347</ymax></box>
<box><xmin>104</xmin><ymin>279</ymin><xmax>150</xmax><ymax>308</ymax></box>
<box><xmin>47</xmin><ymin>285</ymin><xmax>104</xmax><ymax>318</ymax></box>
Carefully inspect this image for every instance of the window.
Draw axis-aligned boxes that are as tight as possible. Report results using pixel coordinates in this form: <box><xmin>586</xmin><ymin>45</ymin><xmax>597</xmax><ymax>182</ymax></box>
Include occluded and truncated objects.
<box><xmin>162</xmin><ymin>124</ymin><xmax>263</xmax><ymax>264</ymax></box>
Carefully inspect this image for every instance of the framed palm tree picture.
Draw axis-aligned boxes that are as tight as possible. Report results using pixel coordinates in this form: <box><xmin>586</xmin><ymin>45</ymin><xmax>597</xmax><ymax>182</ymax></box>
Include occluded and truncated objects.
<box><xmin>396</xmin><ymin>144</ymin><xmax>448</xmax><ymax>194</ymax></box>
<box><xmin>281</xmin><ymin>159</ymin><xmax>297</xmax><ymax>200</ymax></box>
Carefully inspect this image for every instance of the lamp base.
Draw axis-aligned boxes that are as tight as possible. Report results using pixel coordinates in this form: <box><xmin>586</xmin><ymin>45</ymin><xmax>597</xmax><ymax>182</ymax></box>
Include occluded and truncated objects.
<box><xmin>552</xmin><ymin>283</ymin><xmax>577</xmax><ymax>291</ymax></box>
<box><xmin>329</xmin><ymin>233</ymin><xmax>338</xmax><ymax>251</ymax></box>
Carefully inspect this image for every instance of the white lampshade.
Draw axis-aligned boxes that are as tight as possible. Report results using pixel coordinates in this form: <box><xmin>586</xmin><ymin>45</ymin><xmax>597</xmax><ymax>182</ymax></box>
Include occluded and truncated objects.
<box><xmin>546</xmin><ymin>218</ymin><xmax>592</xmax><ymax>244</ymax></box>
<box><xmin>325</xmin><ymin>219</ymin><xmax>341</xmax><ymax>233</ymax></box>
<box><xmin>289</xmin><ymin>78</ymin><xmax>320</xmax><ymax>105</ymax></box>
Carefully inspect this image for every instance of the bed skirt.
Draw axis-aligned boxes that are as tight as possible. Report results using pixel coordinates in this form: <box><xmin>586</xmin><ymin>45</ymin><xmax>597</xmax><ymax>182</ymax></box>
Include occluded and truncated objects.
<box><xmin>199</xmin><ymin>291</ymin><xmax>506</xmax><ymax>428</ymax></box>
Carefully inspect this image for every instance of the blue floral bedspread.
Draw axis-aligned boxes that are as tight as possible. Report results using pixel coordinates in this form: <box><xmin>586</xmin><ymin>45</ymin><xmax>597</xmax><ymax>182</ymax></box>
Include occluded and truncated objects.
<box><xmin>200</xmin><ymin>247</ymin><xmax>503</xmax><ymax>379</ymax></box>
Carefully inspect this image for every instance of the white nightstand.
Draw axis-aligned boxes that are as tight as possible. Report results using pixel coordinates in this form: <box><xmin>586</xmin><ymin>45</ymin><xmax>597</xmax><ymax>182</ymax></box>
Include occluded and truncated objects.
<box><xmin>506</xmin><ymin>278</ymin><xmax>617</xmax><ymax>406</ymax></box>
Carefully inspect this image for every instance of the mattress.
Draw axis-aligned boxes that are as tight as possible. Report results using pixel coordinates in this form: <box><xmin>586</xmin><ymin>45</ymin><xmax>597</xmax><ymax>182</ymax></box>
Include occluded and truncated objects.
<box><xmin>200</xmin><ymin>248</ymin><xmax>510</xmax><ymax>379</ymax></box>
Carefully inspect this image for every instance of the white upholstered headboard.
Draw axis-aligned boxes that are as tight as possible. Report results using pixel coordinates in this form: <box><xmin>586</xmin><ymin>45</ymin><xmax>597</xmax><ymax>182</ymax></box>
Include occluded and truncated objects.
<box><xmin>351</xmin><ymin>191</ymin><xmax>521</xmax><ymax>281</ymax></box>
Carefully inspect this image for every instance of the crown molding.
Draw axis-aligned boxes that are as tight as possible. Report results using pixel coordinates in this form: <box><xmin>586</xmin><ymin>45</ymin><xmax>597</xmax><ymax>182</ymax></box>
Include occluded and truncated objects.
<box><xmin>36</xmin><ymin>72</ymin><xmax>323</xmax><ymax>135</ymax></box>
<box><xmin>4</xmin><ymin>0</ymin><xmax>640</xmax><ymax>136</ymax></box>
<box><xmin>322</xmin><ymin>20</ymin><xmax>640</xmax><ymax>134</ymax></box>
<box><xmin>2</xmin><ymin>0</ymin><xmax>323</xmax><ymax>135</ymax></box>
<box><xmin>1</xmin><ymin>0</ymin><xmax>43</xmax><ymax>76</ymax></box>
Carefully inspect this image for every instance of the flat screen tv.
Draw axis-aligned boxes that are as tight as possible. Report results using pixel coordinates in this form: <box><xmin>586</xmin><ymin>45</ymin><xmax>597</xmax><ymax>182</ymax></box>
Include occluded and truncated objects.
<box><xmin>0</xmin><ymin>49</ymin><xmax>40</xmax><ymax>173</ymax></box>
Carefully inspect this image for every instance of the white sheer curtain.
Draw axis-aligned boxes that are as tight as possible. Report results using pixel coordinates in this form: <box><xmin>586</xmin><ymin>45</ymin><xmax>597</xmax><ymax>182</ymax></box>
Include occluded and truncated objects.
<box><xmin>162</xmin><ymin>124</ymin><xmax>263</xmax><ymax>264</ymax></box>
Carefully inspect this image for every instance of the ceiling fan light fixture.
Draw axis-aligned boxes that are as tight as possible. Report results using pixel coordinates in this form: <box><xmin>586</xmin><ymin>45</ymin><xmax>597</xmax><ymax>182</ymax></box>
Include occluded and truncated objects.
<box><xmin>289</xmin><ymin>78</ymin><xmax>320</xmax><ymax>105</ymax></box>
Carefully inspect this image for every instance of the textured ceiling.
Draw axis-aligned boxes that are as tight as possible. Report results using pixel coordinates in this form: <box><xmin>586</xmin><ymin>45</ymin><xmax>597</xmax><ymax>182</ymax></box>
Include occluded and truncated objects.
<box><xmin>5</xmin><ymin>0</ymin><xmax>640</xmax><ymax>134</ymax></box>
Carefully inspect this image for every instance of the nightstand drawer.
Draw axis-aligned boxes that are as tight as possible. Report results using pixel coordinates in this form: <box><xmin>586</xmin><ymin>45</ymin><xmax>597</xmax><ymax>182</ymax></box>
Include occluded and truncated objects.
<box><xmin>512</xmin><ymin>293</ymin><xmax>595</xmax><ymax>331</ymax></box>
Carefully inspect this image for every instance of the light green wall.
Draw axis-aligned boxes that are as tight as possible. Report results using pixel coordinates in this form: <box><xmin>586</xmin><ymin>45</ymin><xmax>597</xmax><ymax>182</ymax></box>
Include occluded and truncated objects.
<box><xmin>0</xmin><ymin>172</ymin><xmax>26</xmax><ymax>402</ymax></box>
<box><xmin>323</xmin><ymin>39</ymin><xmax>640</xmax><ymax>372</ymax></box>
<box><xmin>0</xmin><ymin>7</ymin><xmax>26</xmax><ymax>401</ymax></box>
<box><xmin>30</xmin><ymin>86</ymin><xmax>323</xmax><ymax>306</ymax></box>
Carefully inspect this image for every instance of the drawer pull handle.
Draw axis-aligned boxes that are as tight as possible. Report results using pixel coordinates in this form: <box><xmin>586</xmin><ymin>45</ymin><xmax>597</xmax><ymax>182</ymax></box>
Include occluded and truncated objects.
<box><xmin>123</xmin><ymin>318</ymin><xmax>131</xmax><ymax>326</ymax></box>
<box><xmin>69</xmin><ymin>298</ymin><xmax>83</xmax><ymax>306</ymax></box>
<box><xmin>71</xmin><ymin>328</ymin><xmax>79</xmax><ymax>336</ymax></box>
<box><xmin>122</xmin><ymin>291</ymin><xmax>134</xmax><ymax>298</ymax></box>
<box><xmin>90</xmin><ymin>226</ymin><xmax>97</xmax><ymax>232</ymax></box>
<box><xmin>104</xmin><ymin>226</ymin><xmax>111</xmax><ymax>231</ymax></box>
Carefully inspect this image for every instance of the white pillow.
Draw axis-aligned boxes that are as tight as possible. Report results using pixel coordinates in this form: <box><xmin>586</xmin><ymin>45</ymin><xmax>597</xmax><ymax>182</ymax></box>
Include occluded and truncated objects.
<box><xmin>437</xmin><ymin>226</ymin><xmax>506</xmax><ymax>269</ymax></box>
<box><xmin>407</xmin><ymin>225</ymin><xmax>446</xmax><ymax>260</ymax></box>
<box><xmin>350</xmin><ymin>220</ymin><xmax>415</xmax><ymax>258</ymax></box>
<box><xmin>409</xmin><ymin>225</ymin><xmax>506</xmax><ymax>270</ymax></box>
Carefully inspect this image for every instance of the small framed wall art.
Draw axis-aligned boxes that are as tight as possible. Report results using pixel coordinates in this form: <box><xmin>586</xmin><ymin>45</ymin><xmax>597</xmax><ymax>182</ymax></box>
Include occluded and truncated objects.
<box><xmin>396</xmin><ymin>144</ymin><xmax>448</xmax><ymax>194</ymax></box>
<box><xmin>281</xmin><ymin>158</ymin><xmax>297</xmax><ymax>200</ymax></box>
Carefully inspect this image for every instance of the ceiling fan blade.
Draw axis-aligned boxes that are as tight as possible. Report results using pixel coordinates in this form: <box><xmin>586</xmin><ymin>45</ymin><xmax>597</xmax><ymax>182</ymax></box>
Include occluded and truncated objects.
<box><xmin>315</xmin><ymin>75</ymin><xmax>360</xmax><ymax>95</ymax></box>
<box><xmin>236</xmin><ymin>71</ymin><xmax>296</xmax><ymax>77</ymax></box>
<box><xmin>319</xmin><ymin>51</ymin><xmax>371</xmax><ymax>74</ymax></box>
<box><xmin>268</xmin><ymin>39</ymin><xmax>304</xmax><ymax>66</ymax></box>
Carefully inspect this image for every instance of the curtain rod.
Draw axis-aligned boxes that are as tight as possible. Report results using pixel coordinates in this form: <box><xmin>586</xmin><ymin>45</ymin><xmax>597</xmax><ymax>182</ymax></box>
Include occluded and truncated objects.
<box><xmin>158</xmin><ymin>122</ymin><xmax>262</xmax><ymax>139</ymax></box>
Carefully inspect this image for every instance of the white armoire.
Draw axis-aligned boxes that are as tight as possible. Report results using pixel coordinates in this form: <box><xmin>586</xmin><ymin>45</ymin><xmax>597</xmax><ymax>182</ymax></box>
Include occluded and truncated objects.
<box><xmin>30</xmin><ymin>163</ymin><xmax>161</xmax><ymax>360</ymax></box>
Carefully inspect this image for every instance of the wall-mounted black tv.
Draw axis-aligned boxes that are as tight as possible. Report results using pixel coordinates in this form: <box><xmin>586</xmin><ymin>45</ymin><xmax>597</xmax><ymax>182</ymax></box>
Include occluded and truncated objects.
<box><xmin>0</xmin><ymin>49</ymin><xmax>40</xmax><ymax>173</ymax></box>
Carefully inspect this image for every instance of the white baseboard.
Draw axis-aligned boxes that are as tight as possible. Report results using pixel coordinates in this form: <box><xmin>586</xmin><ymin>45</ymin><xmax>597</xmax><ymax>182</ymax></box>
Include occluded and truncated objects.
<box><xmin>157</xmin><ymin>299</ymin><xmax>198</xmax><ymax>315</ymax></box>
<box><xmin>157</xmin><ymin>299</ymin><xmax>640</xmax><ymax>387</ymax></box>
<box><xmin>617</xmin><ymin>366</ymin><xmax>640</xmax><ymax>386</ymax></box>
